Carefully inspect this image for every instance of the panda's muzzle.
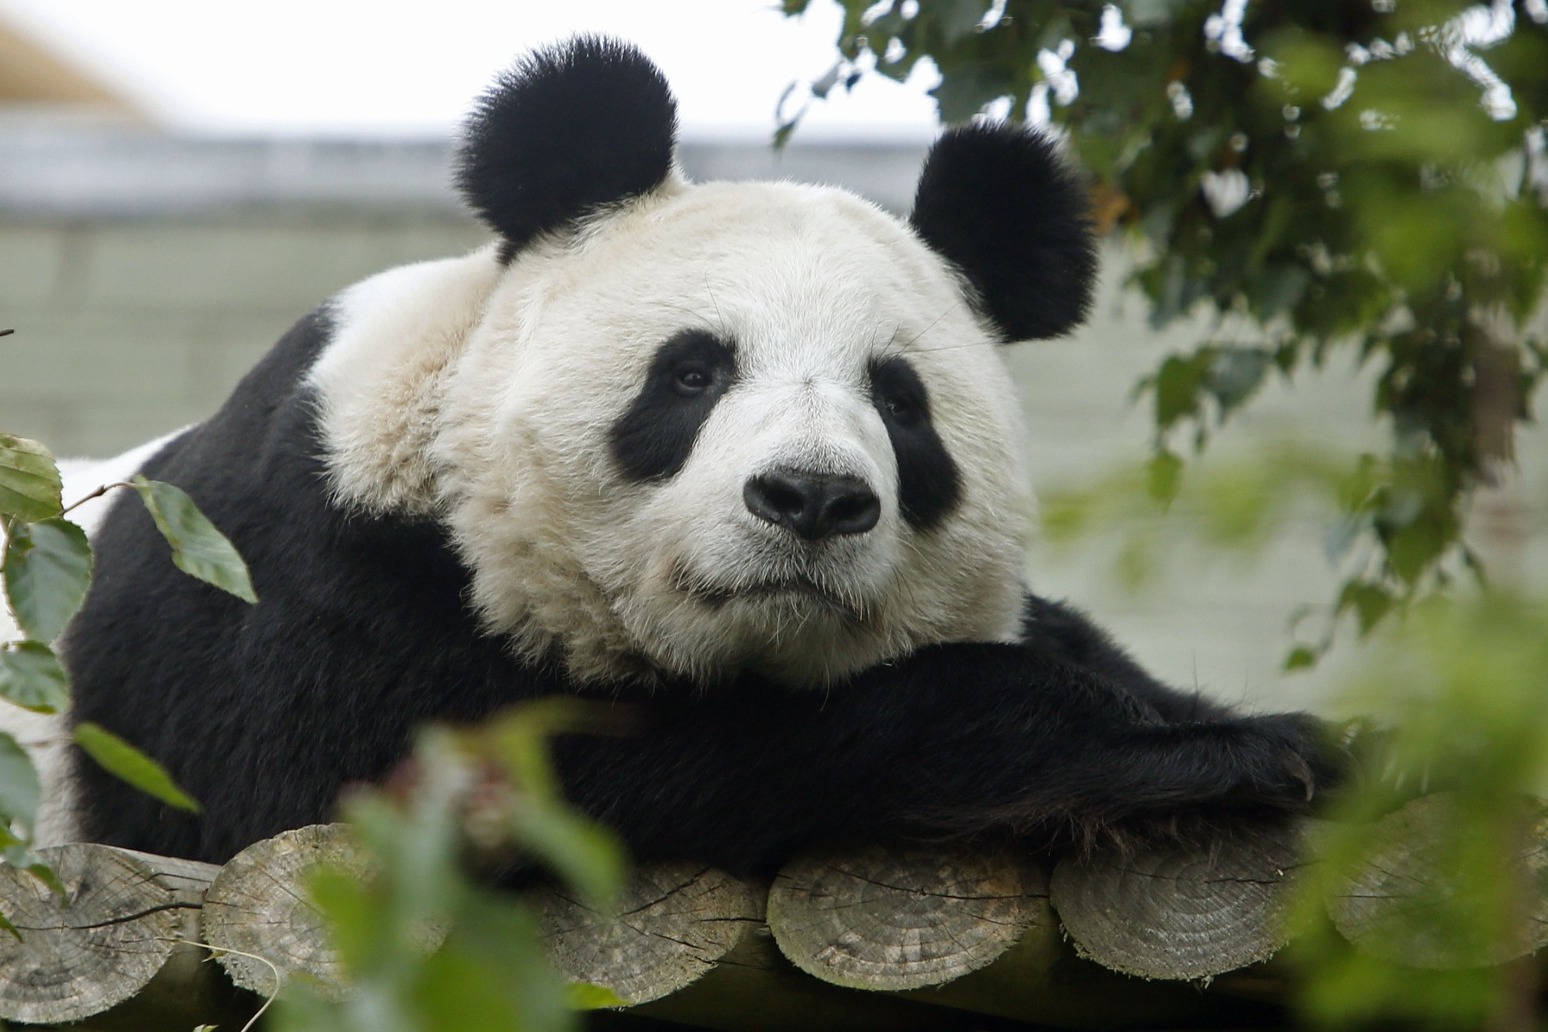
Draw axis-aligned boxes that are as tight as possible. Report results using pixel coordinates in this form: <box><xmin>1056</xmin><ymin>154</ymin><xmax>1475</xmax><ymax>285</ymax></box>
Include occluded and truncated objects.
<box><xmin>743</xmin><ymin>470</ymin><xmax>880</xmax><ymax>541</ymax></box>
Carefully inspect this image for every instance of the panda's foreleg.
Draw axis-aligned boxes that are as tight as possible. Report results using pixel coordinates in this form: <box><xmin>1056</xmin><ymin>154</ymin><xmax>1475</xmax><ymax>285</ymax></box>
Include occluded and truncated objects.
<box><xmin>833</xmin><ymin>643</ymin><xmax>1344</xmax><ymax>840</ymax></box>
<box><xmin>554</xmin><ymin>642</ymin><xmax>1341</xmax><ymax>872</ymax></box>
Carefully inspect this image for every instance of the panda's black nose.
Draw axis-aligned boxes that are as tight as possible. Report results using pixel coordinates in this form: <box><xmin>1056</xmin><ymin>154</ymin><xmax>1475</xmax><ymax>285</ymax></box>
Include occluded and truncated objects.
<box><xmin>744</xmin><ymin>470</ymin><xmax>881</xmax><ymax>540</ymax></box>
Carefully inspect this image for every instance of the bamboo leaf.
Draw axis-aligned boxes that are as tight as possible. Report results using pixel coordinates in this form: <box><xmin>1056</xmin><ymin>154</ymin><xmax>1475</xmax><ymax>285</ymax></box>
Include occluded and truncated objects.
<box><xmin>73</xmin><ymin>721</ymin><xmax>200</xmax><ymax>813</ymax></box>
<box><xmin>3</xmin><ymin>518</ymin><xmax>93</xmax><ymax>643</ymax></box>
<box><xmin>130</xmin><ymin>476</ymin><xmax>257</xmax><ymax>604</ymax></box>
<box><xmin>0</xmin><ymin>435</ymin><xmax>62</xmax><ymax>523</ymax></box>
<box><xmin>0</xmin><ymin>642</ymin><xmax>70</xmax><ymax>714</ymax></box>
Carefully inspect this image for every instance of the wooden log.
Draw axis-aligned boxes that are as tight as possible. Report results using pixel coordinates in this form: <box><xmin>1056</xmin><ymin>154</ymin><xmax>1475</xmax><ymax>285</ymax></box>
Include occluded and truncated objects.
<box><xmin>767</xmin><ymin>842</ymin><xmax>1040</xmax><ymax>991</ymax></box>
<box><xmin>631</xmin><ymin>927</ymin><xmax>1014</xmax><ymax>1032</ymax></box>
<box><xmin>0</xmin><ymin>843</ymin><xmax>219</xmax><ymax>1025</ymax></box>
<box><xmin>537</xmin><ymin>861</ymin><xmax>762</xmax><ymax>1006</ymax></box>
<box><xmin>1049</xmin><ymin>819</ymin><xmax>1305</xmax><ymax>980</ymax></box>
<box><xmin>201</xmin><ymin>822</ymin><xmax>365</xmax><ymax>1000</ymax></box>
<box><xmin>1325</xmin><ymin>793</ymin><xmax>1548</xmax><ymax>968</ymax></box>
<box><xmin>767</xmin><ymin>841</ymin><xmax>1242</xmax><ymax>1029</ymax></box>
<box><xmin>905</xmin><ymin>909</ymin><xmax>1266</xmax><ymax>1029</ymax></box>
<box><xmin>18</xmin><ymin>793</ymin><xmax>1548</xmax><ymax>1030</ymax></box>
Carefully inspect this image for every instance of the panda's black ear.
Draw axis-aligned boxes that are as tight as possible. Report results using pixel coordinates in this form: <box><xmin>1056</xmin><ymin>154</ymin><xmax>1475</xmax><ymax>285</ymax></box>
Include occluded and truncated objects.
<box><xmin>910</xmin><ymin>124</ymin><xmax>1097</xmax><ymax>342</ymax></box>
<box><xmin>456</xmin><ymin>36</ymin><xmax>678</xmax><ymax>255</ymax></box>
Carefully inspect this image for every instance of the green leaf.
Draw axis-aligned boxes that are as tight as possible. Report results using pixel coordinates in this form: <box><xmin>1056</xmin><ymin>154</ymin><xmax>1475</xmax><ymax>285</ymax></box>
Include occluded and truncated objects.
<box><xmin>2</xmin><ymin>840</ymin><xmax>65</xmax><ymax>898</ymax></box>
<box><xmin>0</xmin><ymin>642</ymin><xmax>70</xmax><ymax>714</ymax></box>
<box><xmin>1284</xmin><ymin>645</ymin><xmax>1320</xmax><ymax>672</ymax></box>
<box><xmin>130</xmin><ymin>476</ymin><xmax>257</xmax><ymax>604</ymax></box>
<box><xmin>567</xmin><ymin>982</ymin><xmax>627</xmax><ymax>1010</ymax></box>
<box><xmin>73</xmin><ymin>721</ymin><xmax>200</xmax><ymax>813</ymax></box>
<box><xmin>508</xmin><ymin>804</ymin><xmax>626</xmax><ymax>911</ymax></box>
<box><xmin>0</xmin><ymin>435</ymin><xmax>62</xmax><ymax>523</ymax></box>
<box><xmin>939</xmin><ymin>0</ymin><xmax>990</xmax><ymax>43</ymax></box>
<box><xmin>413</xmin><ymin>897</ymin><xmax>571</xmax><ymax>1032</ymax></box>
<box><xmin>1337</xmin><ymin>582</ymin><xmax>1394</xmax><ymax>636</ymax></box>
<box><xmin>1203</xmin><ymin>347</ymin><xmax>1271</xmax><ymax>419</ymax></box>
<box><xmin>1153</xmin><ymin>353</ymin><xmax>1205</xmax><ymax>429</ymax></box>
<box><xmin>1146</xmin><ymin>450</ymin><xmax>1184</xmax><ymax>507</ymax></box>
<box><xmin>929</xmin><ymin>68</ymin><xmax>1010</xmax><ymax>123</ymax></box>
<box><xmin>3</xmin><ymin>518</ymin><xmax>93</xmax><ymax>643</ymax></box>
<box><xmin>0</xmin><ymin>731</ymin><xmax>41</xmax><ymax>830</ymax></box>
<box><xmin>307</xmin><ymin>864</ymin><xmax>384</xmax><ymax>974</ymax></box>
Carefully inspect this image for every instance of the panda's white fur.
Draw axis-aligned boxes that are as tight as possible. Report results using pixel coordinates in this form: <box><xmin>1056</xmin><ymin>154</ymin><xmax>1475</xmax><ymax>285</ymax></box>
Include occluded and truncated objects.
<box><xmin>309</xmin><ymin>179</ymin><xmax>1031</xmax><ymax>685</ymax></box>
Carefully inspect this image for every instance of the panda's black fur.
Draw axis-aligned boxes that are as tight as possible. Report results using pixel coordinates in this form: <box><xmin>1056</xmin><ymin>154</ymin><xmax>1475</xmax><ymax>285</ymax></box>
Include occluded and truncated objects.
<box><xmin>60</xmin><ymin>37</ymin><xmax>1338</xmax><ymax>871</ymax></box>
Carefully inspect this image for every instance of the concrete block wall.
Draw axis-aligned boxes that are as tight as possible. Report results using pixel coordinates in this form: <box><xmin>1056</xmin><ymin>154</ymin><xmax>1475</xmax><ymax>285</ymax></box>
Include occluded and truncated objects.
<box><xmin>1</xmin><ymin>212</ymin><xmax>485</xmax><ymax>455</ymax></box>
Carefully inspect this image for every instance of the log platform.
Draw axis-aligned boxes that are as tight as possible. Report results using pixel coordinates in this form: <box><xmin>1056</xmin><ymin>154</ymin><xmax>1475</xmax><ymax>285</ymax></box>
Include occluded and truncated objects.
<box><xmin>1</xmin><ymin>795</ymin><xmax>1543</xmax><ymax>1031</ymax></box>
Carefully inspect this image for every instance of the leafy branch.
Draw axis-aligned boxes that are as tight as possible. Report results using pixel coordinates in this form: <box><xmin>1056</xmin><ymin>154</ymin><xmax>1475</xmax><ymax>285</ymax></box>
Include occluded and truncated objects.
<box><xmin>1</xmin><ymin>424</ymin><xmax>257</xmax><ymax>916</ymax></box>
<box><xmin>783</xmin><ymin>0</ymin><xmax>1548</xmax><ymax>660</ymax></box>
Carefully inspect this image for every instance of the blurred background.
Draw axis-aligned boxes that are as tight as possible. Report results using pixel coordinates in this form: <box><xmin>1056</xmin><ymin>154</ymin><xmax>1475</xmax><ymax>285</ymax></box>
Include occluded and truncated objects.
<box><xmin>1</xmin><ymin>0</ymin><xmax>1542</xmax><ymax>712</ymax></box>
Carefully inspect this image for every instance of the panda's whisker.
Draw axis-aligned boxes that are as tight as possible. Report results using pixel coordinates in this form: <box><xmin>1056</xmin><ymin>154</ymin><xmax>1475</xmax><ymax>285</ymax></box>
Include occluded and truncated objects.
<box><xmin>873</xmin><ymin>324</ymin><xmax>906</xmax><ymax>362</ymax></box>
<box><xmin>894</xmin><ymin>302</ymin><xmax>963</xmax><ymax>352</ymax></box>
<box><xmin>911</xmin><ymin>338</ymin><xmax>999</xmax><ymax>354</ymax></box>
<box><xmin>704</xmin><ymin>277</ymin><xmax>730</xmax><ymax>338</ymax></box>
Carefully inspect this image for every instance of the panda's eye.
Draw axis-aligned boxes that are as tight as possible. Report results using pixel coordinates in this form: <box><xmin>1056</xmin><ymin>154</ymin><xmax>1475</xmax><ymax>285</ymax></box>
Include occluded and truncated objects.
<box><xmin>870</xmin><ymin>356</ymin><xmax>931</xmax><ymax>429</ymax></box>
<box><xmin>883</xmin><ymin>391</ymin><xmax>922</xmax><ymax>422</ymax></box>
<box><xmin>672</xmin><ymin>363</ymin><xmax>714</xmax><ymax>396</ymax></box>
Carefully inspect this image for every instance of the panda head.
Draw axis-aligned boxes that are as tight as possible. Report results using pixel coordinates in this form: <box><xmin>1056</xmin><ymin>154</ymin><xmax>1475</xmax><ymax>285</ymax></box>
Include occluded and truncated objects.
<box><xmin>316</xmin><ymin>36</ymin><xmax>1097</xmax><ymax>686</ymax></box>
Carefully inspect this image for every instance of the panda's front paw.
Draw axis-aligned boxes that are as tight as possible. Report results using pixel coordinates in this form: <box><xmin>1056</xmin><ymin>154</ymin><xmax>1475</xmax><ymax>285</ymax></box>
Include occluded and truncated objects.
<box><xmin>1235</xmin><ymin>712</ymin><xmax>1349</xmax><ymax>812</ymax></box>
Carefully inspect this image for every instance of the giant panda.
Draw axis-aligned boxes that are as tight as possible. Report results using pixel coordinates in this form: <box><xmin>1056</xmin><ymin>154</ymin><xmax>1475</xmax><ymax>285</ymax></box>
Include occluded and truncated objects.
<box><xmin>18</xmin><ymin>37</ymin><xmax>1338</xmax><ymax>871</ymax></box>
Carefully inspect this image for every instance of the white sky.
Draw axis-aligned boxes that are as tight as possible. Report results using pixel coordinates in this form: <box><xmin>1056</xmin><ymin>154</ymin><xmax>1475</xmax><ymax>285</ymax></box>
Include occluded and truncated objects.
<box><xmin>0</xmin><ymin>0</ymin><xmax>942</xmax><ymax>139</ymax></box>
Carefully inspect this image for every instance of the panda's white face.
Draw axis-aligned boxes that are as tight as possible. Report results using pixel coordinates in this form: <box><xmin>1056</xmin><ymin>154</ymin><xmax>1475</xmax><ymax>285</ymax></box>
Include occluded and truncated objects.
<box><xmin>357</xmin><ymin>178</ymin><xmax>1032</xmax><ymax>685</ymax></box>
<box><xmin>312</xmin><ymin>38</ymin><xmax>1096</xmax><ymax>688</ymax></box>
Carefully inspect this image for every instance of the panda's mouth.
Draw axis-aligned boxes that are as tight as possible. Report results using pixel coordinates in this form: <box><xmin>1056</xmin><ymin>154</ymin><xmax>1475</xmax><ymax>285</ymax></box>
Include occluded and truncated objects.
<box><xmin>668</xmin><ymin>563</ymin><xmax>868</xmax><ymax>621</ymax></box>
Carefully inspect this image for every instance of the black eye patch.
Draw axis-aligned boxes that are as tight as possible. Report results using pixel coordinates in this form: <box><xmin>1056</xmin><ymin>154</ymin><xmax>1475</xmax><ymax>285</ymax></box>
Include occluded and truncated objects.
<box><xmin>869</xmin><ymin>356</ymin><xmax>961</xmax><ymax>531</ymax></box>
<box><xmin>611</xmin><ymin>329</ymin><xmax>736</xmax><ymax>482</ymax></box>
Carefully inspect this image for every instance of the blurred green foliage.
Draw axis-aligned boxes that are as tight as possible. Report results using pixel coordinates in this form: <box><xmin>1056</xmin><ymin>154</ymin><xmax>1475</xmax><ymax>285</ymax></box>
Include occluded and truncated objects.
<box><xmin>1290</xmin><ymin>595</ymin><xmax>1548</xmax><ymax>1028</ymax></box>
<box><xmin>783</xmin><ymin>0</ymin><xmax>1548</xmax><ymax>658</ymax></box>
<box><xmin>274</xmin><ymin>703</ymin><xmax>627</xmax><ymax>1032</ymax></box>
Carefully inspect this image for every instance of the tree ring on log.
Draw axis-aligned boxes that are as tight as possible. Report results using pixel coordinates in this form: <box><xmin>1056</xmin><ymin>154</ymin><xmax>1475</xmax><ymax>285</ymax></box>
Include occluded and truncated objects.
<box><xmin>1326</xmin><ymin>793</ymin><xmax>1548</xmax><ymax>968</ymax></box>
<box><xmin>767</xmin><ymin>842</ymin><xmax>1047</xmax><ymax>990</ymax></box>
<box><xmin>536</xmin><ymin>862</ymin><xmax>762</xmax><ymax>1006</ymax></box>
<box><xmin>202</xmin><ymin>822</ymin><xmax>369</xmax><ymax>1000</ymax></box>
<box><xmin>0</xmin><ymin>843</ymin><xmax>194</xmax><ymax>1024</ymax></box>
<box><xmin>1050</xmin><ymin>820</ymin><xmax>1304</xmax><ymax>981</ymax></box>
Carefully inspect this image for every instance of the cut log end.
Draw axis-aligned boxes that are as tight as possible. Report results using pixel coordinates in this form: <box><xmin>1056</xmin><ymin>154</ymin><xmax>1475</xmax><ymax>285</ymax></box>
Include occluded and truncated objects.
<box><xmin>201</xmin><ymin>822</ymin><xmax>364</xmax><ymax>1000</ymax></box>
<box><xmin>537</xmin><ymin>862</ymin><xmax>762</xmax><ymax>1006</ymax></box>
<box><xmin>0</xmin><ymin>843</ymin><xmax>216</xmax><ymax>1025</ymax></box>
<box><xmin>768</xmin><ymin>842</ymin><xmax>1048</xmax><ymax>991</ymax></box>
<box><xmin>1327</xmin><ymin>793</ymin><xmax>1548</xmax><ymax>969</ymax></box>
<box><xmin>1050</xmin><ymin>819</ymin><xmax>1305</xmax><ymax>981</ymax></box>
